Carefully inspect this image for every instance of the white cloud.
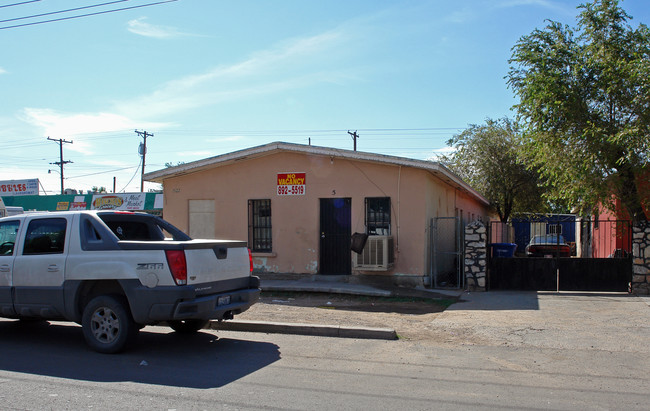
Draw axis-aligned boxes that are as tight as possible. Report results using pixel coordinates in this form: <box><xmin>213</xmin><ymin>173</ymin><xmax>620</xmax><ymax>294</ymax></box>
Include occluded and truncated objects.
<box><xmin>91</xmin><ymin>159</ymin><xmax>133</xmax><ymax>168</ymax></box>
<box><xmin>495</xmin><ymin>0</ymin><xmax>571</xmax><ymax>14</ymax></box>
<box><xmin>446</xmin><ymin>7</ymin><xmax>477</xmax><ymax>24</ymax></box>
<box><xmin>426</xmin><ymin>146</ymin><xmax>456</xmax><ymax>161</ymax></box>
<box><xmin>114</xmin><ymin>29</ymin><xmax>352</xmax><ymax>118</ymax></box>
<box><xmin>127</xmin><ymin>17</ymin><xmax>197</xmax><ymax>38</ymax></box>
<box><xmin>0</xmin><ymin>67</ymin><xmax>6</xmax><ymax>75</ymax></box>
<box><xmin>12</xmin><ymin>27</ymin><xmax>354</xmax><ymax>155</ymax></box>
<box><xmin>20</xmin><ymin>108</ymin><xmax>171</xmax><ymax>154</ymax></box>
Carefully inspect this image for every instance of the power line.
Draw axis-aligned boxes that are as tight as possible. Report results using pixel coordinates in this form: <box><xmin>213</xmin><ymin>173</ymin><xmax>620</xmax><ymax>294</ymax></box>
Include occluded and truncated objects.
<box><xmin>0</xmin><ymin>0</ymin><xmax>129</xmax><ymax>24</ymax></box>
<box><xmin>135</xmin><ymin>129</ymin><xmax>153</xmax><ymax>192</ymax></box>
<box><xmin>66</xmin><ymin>165</ymin><xmax>138</xmax><ymax>180</ymax></box>
<box><xmin>47</xmin><ymin>137</ymin><xmax>73</xmax><ymax>195</ymax></box>
<box><xmin>0</xmin><ymin>0</ymin><xmax>178</xmax><ymax>30</ymax></box>
<box><xmin>117</xmin><ymin>156</ymin><xmax>142</xmax><ymax>193</ymax></box>
<box><xmin>0</xmin><ymin>1</ymin><xmax>41</xmax><ymax>9</ymax></box>
<box><xmin>347</xmin><ymin>130</ymin><xmax>359</xmax><ymax>151</ymax></box>
<box><xmin>158</xmin><ymin>127</ymin><xmax>465</xmax><ymax>135</ymax></box>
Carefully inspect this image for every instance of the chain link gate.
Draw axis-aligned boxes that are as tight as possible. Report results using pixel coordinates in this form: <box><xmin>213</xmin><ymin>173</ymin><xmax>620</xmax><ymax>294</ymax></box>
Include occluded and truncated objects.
<box><xmin>429</xmin><ymin>216</ymin><xmax>463</xmax><ymax>289</ymax></box>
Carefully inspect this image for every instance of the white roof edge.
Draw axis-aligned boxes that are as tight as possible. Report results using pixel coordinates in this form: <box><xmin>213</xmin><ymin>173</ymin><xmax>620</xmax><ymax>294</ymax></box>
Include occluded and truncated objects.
<box><xmin>145</xmin><ymin>141</ymin><xmax>489</xmax><ymax>206</ymax></box>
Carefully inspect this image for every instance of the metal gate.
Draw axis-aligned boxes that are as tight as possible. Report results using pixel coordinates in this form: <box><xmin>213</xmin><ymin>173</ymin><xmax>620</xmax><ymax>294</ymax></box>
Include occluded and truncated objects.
<box><xmin>488</xmin><ymin>218</ymin><xmax>632</xmax><ymax>292</ymax></box>
<box><xmin>429</xmin><ymin>217</ymin><xmax>463</xmax><ymax>289</ymax></box>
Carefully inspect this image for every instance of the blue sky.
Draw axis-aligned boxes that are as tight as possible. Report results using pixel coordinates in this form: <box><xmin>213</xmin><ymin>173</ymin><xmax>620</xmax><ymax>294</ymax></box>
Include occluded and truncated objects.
<box><xmin>1</xmin><ymin>0</ymin><xmax>649</xmax><ymax>194</ymax></box>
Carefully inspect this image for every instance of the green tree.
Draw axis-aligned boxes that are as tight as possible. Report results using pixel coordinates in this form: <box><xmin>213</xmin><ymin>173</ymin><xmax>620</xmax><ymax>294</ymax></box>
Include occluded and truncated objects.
<box><xmin>441</xmin><ymin>118</ymin><xmax>545</xmax><ymax>222</ymax></box>
<box><xmin>91</xmin><ymin>186</ymin><xmax>107</xmax><ymax>193</ymax></box>
<box><xmin>508</xmin><ymin>0</ymin><xmax>650</xmax><ymax>222</ymax></box>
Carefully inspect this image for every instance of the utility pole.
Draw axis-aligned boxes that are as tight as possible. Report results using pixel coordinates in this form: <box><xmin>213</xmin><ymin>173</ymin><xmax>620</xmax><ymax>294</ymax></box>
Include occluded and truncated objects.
<box><xmin>347</xmin><ymin>130</ymin><xmax>359</xmax><ymax>151</ymax></box>
<box><xmin>47</xmin><ymin>137</ymin><xmax>73</xmax><ymax>195</ymax></box>
<box><xmin>135</xmin><ymin>130</ymin><xmax>153</xmax><ymax>192</ymax></box>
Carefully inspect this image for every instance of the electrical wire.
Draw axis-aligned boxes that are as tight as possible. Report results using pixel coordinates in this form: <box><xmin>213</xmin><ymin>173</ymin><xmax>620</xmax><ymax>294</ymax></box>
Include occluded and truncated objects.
<box><xmin>117</xmin><ymin>156</ymin><xmax>142</xmax><ymax>192</ymax></box>
<box><xmin>0</xmin><ymin>1</ymin><xmax>40</xmax><ymax>9</ymax></box>
<box><xmin>38</xmin><ymin>178</ymin><xmax>50</xmax><ymax>195</ymax></box>
<box><xmin>0</xmin><ymin>0</ymin><xmax>129</xmax><ymax>24</ymax></box>
<box><xmin>0</xmin><ymin>0</ymin><xmax>178</xmax><ymax>30</ymax></box>
<box><xmin>65</xmin><ymin>165</ymin><xmax>138</xmax><ymax>180</ymax></box>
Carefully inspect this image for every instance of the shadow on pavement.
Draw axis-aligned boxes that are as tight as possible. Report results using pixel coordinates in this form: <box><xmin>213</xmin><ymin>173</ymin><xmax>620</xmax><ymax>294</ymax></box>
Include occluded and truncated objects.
<box><xmin>451</xmin><ymin>291</ymin><xmax>541</xmax><ymax>311</ymax></box>
<box><xmin>451</xmin><ymin>290</ymin><xmax>635</xmax><ymax>311</ymax></box>
<box><xmin>0</xmin><ymin>320</ymin><xmax>280</xmax><ymax>389</ymax></box>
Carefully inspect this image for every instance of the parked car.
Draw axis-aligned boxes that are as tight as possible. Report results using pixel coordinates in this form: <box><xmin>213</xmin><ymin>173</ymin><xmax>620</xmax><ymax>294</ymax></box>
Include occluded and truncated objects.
<box><xmin>525</xmin><ymin>234</ymin><xmax>571</xmax><ymax>257</ymax></box>
<box><xmin>0</xmin><ymin>210</ymin><xmax>260</xmax><ymax>353</ymax></box>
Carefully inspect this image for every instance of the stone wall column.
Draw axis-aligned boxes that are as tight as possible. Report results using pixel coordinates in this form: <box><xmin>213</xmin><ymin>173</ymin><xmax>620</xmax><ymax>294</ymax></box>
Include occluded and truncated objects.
<box><xmin>465</xmin><ymin>220</ymin><xmax>487</xmax><ymax>292</ymax></box>
<box><xmin>632</xmin><ymin>222</ymin><xmax>650</xmax><ymax>295</ymax></box>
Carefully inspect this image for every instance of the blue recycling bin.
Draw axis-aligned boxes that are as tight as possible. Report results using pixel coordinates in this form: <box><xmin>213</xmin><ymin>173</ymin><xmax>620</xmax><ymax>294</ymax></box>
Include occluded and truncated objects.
<box><xmin>491</xmin><ymin>243</ymin><xmax>517</xmax><ymax>257</ymax></box>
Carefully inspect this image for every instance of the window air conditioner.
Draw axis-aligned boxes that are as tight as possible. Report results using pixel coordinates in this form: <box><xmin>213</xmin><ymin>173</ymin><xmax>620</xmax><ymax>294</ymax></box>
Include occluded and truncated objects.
<box><xmin>353</xmin><ymin>235</ymin><xmax>395</xmax><ymax>271</ymax></box>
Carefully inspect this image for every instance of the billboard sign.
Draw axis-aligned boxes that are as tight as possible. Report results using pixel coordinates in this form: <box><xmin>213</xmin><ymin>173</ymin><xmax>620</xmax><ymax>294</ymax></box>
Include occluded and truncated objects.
<box><xmin>91</xmin><ymin>193</ymin><xmax>146</xmax><ymax>210</ymax></box>
<box><xmin>0</xmin><ymin>179</ymin><xmax>39</xmax><ymax>196</ymax></box>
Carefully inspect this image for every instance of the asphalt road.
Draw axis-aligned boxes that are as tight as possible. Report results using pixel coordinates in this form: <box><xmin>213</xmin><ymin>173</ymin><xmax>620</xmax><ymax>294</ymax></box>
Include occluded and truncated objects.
<box><xmin>0</xmin><ymin>293</ymin><xmax>649</xmax><ymax>411</ymax></box>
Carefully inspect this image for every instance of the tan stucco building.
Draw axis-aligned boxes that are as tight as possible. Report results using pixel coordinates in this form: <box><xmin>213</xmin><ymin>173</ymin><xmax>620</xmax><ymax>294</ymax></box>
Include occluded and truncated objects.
<box><xmin>145</xmin><ymin>142</ymin><xmax>489</xmax><ymax>287</ymax></box>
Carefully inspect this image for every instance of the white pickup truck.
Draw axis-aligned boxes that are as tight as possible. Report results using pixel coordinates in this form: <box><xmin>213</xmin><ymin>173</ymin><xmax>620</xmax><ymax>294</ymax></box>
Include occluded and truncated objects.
<box><xmin>0</xmin><ymin>210</ymin><xmax>260</xmax><ymax>353</ymax></box>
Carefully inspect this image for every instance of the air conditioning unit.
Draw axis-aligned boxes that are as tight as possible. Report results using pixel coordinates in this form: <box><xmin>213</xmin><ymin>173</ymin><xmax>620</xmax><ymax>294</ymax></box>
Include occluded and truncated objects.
<box><xmin>353</xmin><ymin>235</ymin><xmax>395</xmax><ymax>271</ymax></box>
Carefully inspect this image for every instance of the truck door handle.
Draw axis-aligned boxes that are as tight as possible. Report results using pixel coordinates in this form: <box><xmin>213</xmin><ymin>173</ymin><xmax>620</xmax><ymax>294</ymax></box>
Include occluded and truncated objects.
<box><xmin>0</xmin><ymin>265</ymin><xmax>9</xmax><ymax>273</ymax></box>
<box><xmin>47</xmin><ymin>265</ymin><xmax>59</xmax><ymax>272</ymax></box>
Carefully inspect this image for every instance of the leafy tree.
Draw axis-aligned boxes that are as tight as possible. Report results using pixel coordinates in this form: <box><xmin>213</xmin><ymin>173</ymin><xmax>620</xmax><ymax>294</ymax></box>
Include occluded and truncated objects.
<box><xmin>508</xmin><ymin>0</ymin><xmax>650</xmax><ymax>222</ymax></box>
<box><xmin>441</xmin><ymin>118</ymin><xmax>545</xmax><ymax>222</ymax></box>
<box><xmin>91</xmin><ymin>186</ymin><xmax>107</xmax><ymax>193</ymax></box>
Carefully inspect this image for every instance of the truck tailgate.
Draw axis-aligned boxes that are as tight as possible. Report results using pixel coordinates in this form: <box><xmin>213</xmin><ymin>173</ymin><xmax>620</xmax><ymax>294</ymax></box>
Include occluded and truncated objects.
<box><xmin>183</xmin><ymin>240</ymin><xmax>250</xmax><ymax>285</ymax></box>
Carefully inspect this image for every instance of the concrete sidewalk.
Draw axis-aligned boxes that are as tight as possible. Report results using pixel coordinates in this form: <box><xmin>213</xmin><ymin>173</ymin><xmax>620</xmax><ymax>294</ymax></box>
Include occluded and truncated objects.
<box><xmin>209</xmin><ymin>277</ymin><xmax>464</xmax><ymax>340</ymax></box>
<box><xmin>260</xmin><ymin>277</ymin><xmax>465</xmax><ymax>299</ymax></box>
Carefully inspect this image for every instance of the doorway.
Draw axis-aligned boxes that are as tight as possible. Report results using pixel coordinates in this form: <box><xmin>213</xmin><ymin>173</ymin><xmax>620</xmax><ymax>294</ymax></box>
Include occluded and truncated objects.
<box><xmin>319</xmin><ymin>198</ymin><xmax>351</xmax><ymax>275</ymax></box>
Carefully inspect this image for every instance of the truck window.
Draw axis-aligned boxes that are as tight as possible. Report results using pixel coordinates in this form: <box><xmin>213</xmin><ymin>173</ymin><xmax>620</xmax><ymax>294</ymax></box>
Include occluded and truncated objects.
<box><xmin>97</xmin><ymin>213</ymin><xmax>190</xmax><ymax>241</ymax></box>
<box><xmin>104</xmin><ymin>221</ymin><xmax>160</xmax><ymax>241</ymax></box>
<box><xmin>0</xmin><ymin>220</ymin><xmax>20</xmax><ymax>256</ymax></box>
<box><xmin>23</xmin><ymin>218</ymin><xmax>67</xmax><ymax>255</ymax></box>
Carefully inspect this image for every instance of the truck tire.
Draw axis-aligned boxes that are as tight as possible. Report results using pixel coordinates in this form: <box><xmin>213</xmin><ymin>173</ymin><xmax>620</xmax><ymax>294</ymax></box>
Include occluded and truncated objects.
<box><xmin>82</xmin><ymin>295</ymin><xmax>137</xmax><ymax>354</ymax></box>
<box><xmin>168</xmin><ymin>319</ymin><xmax>209</xmax><ymax>334</ymax></box>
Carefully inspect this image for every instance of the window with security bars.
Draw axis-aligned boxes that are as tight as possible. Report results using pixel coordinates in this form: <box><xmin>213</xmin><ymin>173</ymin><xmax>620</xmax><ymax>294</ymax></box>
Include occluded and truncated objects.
<box><xmin>248</xmin><ymin>199</ymin><xmax>272</xmax><ymax>252</ymax></box>
<box><xmin>365</xmin><ymin>197</ymin><xmax>391</xmax><ymax>235</ymax></box>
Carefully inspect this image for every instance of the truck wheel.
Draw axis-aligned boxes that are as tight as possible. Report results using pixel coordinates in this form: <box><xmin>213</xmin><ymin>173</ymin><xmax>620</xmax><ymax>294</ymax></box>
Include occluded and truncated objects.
<box><xmin>82</xmin><ymin>295</ymin><xmax>137</xmax><ymax>354</ymax></box>
<box><xmin>168</xmin><ymin>319</ymin><xmax>209</xmax><ymax>334</ymax></box>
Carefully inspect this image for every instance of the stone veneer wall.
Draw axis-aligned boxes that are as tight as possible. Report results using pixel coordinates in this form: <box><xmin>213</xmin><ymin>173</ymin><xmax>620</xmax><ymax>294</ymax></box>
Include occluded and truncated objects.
<box><xmin>632</xmin><ymin>222</ymin><xmax>650</xmax><ymax>295</ymax></box>
<box><xmin>465</xmin><ymin>220</ymin><xmax>487</xmax><ymax>291</ymax></box>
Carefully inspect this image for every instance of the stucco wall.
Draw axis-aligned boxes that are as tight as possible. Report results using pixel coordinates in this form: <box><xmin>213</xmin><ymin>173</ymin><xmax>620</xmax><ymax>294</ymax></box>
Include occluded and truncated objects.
<box><xmin>160</xmin><ymin>151</ymin><xmax>488</xmax><ymax>281</ymax></box>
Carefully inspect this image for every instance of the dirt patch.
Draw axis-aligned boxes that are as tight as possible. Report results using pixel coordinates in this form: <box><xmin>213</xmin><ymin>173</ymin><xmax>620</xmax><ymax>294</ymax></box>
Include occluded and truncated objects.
<box><xmin>237</xmin><ymin>292</ymin><xmax>471</xmax><ymax>342</ymax></box>
<box><xmin>259</xmin><ymin>292</ymin><xmax>451</xmax><ymax>314</ymax></box>
<box><xmin>239</xmin><ymin>291</ymin><xmax>650</xmax><ymax>351</ymax></box>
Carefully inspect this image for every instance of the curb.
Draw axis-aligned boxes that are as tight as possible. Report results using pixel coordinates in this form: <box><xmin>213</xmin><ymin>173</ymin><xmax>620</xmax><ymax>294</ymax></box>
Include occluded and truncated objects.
<box><xmin>261</xmin><ymin>283</ymin><xmax>392</xmax><ymax>297</ymax></box>
<box><xmin>208</xmin><ymin>320</ymin><xmax>398</xmax><ymax>340</ymax></box>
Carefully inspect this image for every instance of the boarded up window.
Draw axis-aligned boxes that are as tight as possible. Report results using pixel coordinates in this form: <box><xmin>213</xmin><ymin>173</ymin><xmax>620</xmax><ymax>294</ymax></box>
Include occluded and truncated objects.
<box><xmin>189</xmin><ymin>199</ymin><xmax>215</xmax><ymax>239</ymax></box>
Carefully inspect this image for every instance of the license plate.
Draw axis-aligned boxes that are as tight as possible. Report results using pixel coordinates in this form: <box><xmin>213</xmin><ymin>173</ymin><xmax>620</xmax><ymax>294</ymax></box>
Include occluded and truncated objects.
<box><xmin>217</xmin><ymin>296</ymin><xmax>231</xmax><ymax>306</ymax></box>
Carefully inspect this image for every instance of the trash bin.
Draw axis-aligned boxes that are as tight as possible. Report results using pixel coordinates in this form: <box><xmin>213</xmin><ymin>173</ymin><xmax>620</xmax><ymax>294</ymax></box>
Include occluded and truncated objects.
<box><xmin>490</xmin><ymin>243</ymin><xmax>517</xmax><ymax>258</ymax></box>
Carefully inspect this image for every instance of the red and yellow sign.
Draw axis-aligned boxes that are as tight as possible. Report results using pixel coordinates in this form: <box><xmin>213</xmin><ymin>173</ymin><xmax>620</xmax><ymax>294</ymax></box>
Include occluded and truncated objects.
<box><xmin>277</xmin><ymin>172</ymin><xmax>306</xmax><ymax>196</ymax></box>
<box><xmin>70</xmin><ymin>202</ymin><xmax>87</xmax><ymax>210</ymax></box>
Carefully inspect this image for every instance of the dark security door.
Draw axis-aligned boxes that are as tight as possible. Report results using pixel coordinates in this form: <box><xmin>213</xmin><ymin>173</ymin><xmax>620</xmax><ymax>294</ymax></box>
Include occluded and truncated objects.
<box><xmin>320</xmin><ymin>198</ymin><xmax>351</xmax><ymax>275</ymax></box>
